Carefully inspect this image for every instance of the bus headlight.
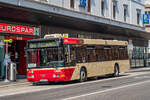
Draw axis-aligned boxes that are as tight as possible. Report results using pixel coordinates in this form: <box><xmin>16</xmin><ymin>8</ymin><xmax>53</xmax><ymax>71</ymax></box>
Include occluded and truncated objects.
<box><xmin>28</xmin><ymin>75</ymin><xmax>34</xmax><ymax>78</ymax></box>
<box><xmin>53</xmin><ymin>74</ymin><xmax>56</xmax><ymax>78</ymax></box>
<box><xmin>57</xmin><ymin>74</ymin><xmax>60</xmax><ymax>77</ymax></box>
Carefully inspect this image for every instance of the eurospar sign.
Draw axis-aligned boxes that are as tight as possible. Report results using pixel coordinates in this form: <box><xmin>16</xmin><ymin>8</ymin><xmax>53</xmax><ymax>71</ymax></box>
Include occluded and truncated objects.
<box><xmin>0</xmin><ymin>23</ymin><xmax>39</xmax><ymax>35</ymax></box>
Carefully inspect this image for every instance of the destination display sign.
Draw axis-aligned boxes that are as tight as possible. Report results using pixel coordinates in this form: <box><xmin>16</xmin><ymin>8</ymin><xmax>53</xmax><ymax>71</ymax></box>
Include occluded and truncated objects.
<box><xmin>28</xmin><ymin>41</ymin><xmax>58</xmax><ymax>48</ymax></box>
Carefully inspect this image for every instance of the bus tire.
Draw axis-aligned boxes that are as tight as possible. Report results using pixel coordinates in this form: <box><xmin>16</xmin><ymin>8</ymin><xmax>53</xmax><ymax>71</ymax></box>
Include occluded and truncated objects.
<box><xmin>114</xmin><ymin>64</ymin><xmax>119</xmax><ymax>77</ymax></box>
<box><xmin>80</xmin><ymin>68</ymin><xmax>87</xmax><ymax>82</ymax></box>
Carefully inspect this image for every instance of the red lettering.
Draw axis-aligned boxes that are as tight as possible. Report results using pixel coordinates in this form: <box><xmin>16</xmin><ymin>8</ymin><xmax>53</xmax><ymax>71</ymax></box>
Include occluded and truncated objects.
<box><xmin>0</xmin><ymin>25</ymin><xmax>3</xmax><ymax>31</ymax></box>
<box><xmin>16</xmin><ymin>27</ymin><xmax>20</xmax><ymax>32</ymax></box>
<box><xmin>21</xmin><ymin>27</ymin><xmax>25</xmax><ymax>32</ymax></box>
<box><xmin>7</xmin><ymin>26</ymin><xmax>11</xmax><ymax>32</ymax></box>
<box><xmin>11</xmin><ymin>26</ymin><xmax>16</xmax><ymax>32</ymax></box>
<box><xmin>0</xmin><ymin>23</ymin><xmax>36</xmax><ymax>35</ymax></box>
<box><xmin>25</xmin><ymin>28</ymin><xmax>29</xmax><ymax>33</ymax></box>
<box><xmin>29</xmin><ymin>28</ymin><xmax>33</xmax><ymax>33</ymax></box>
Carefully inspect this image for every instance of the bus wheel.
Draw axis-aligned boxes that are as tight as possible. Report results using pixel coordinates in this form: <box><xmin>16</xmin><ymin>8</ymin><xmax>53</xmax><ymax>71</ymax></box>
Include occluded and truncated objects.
<box><xmin>80</xmin><ymin>68</ymin><xmax>87</xmax><ymax>82</ymax></box>
<box><xmin>114</xmin><ymin>65</ymin><xmax>119</xmax><ymax>77</ymax></box>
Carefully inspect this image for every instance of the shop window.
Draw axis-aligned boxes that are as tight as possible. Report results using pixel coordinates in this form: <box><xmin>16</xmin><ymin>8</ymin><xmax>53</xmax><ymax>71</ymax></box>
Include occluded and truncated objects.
<box><xmin>123</xmin><ymin>5</ymin><xmax>128</xmax><ymax>22</ymax></box>
<box><xmin>101</xmin><ymin>0</ymin><xmax>105</xmax><ymax>16</ymax></box>
<box><xmin>137</xmin><ymin>9</ymin><xmax>141</xmax><ymax>25</ymax></box>
<box><xmin>113</xmin><ymin>1</ymin><xmax>117</xmax><ymax>19</ymax></box>
<box><xmin>70</xmin><ymin>0</ymin><xmax>74</xmax><ymax>8</ymax></box>
<box><xmin>88</xmin><ymin>0</ymin><xmax>91</xmax><ymax>12</ymax></box>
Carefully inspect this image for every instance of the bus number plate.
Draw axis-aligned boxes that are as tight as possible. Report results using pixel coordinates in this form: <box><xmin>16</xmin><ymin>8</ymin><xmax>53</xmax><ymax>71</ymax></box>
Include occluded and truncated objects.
<box><xmin>40</xmin><ymin>79</ymin><xmax>48</xmax><ymax>82</ymax></box>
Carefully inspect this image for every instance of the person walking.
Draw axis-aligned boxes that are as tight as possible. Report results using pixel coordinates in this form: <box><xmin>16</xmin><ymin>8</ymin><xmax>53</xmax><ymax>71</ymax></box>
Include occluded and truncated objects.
<box><xmin>3</xmin><ymin>52</ymin><xmax>11</xmax><ymax>81</ymax></box>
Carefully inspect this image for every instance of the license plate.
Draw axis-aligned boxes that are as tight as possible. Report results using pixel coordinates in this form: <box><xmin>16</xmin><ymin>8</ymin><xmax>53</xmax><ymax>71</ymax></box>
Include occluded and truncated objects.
<box><xmin>40</xmin><ymin>79</ymin><xmax>48</xmax><ymax>82</ymax></box>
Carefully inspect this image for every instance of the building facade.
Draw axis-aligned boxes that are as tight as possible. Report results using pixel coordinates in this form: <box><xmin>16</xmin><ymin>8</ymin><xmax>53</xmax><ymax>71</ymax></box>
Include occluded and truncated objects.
<box><xmin>145</xmin><ymin>0</ymin><xmax>150</xmax><ymax>67</ymax></box>
<box><xmin>36</xmin><ymin>0</ymin><xmax>144</xmax><ymax>27</ymax></box>
<box><xmin>145</xmin><ymin>0</ymin><xmax>150</xmax><ymax>32</ymax></box>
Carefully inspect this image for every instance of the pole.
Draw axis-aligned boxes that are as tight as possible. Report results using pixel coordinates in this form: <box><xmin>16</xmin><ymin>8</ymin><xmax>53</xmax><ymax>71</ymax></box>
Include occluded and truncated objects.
<box><xmin>4</xmin><ymin>42</ymin><xmax>9</xmax><ymax>82</ymax></box>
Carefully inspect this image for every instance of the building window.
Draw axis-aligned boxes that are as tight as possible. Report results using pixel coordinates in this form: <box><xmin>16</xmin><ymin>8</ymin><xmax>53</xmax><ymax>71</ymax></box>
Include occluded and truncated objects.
<box><xmin>124</xmin><ymin>5</ymin><xmax>128</xmax><ymax>22</ymax></box>
<box><xmin>113</xmin><ymin>1</ymin><xmax>117</xmax><ymax>19</ymax></box>
<box><xmin>88</xmin><ymin>0</ymin><xmax>91</xmax><ymax>12</ymax></box>
<box><xmin>137</xmin><ymin>9</ymin><xmax>141</xmax><ymax>25</ymax></box>
<box><xmin>70</xmin><ymin>0</ymin><xmax>74</xmax><ymax>8</ymax></box>
<box><xmin>101</xmin><ymin>0</ymin><xmax>105</xmax><ymax>16</ymax></box>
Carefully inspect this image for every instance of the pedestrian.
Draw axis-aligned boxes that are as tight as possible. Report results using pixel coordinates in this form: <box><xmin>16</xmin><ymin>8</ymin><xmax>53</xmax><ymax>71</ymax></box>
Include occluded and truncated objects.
<box><xmin>3</xmin><ymin>52</ymin><xmax>11</xmax><ymax>79</ymax></box>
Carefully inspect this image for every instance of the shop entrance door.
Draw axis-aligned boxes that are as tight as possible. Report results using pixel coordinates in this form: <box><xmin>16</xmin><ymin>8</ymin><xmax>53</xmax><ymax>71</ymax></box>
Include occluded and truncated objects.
<box><xmin>16</xmin><ymin>40</ymin><xmax>27</xmax><ymax>75</ymax></box>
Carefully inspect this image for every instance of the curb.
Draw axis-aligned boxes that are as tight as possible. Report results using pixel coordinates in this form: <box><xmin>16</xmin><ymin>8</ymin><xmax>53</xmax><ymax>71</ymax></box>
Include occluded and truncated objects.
<box><xmin>0</xmin><ymin>81</ymin><xmax>29</xmax><ymax>88</ymax></box>
<box><xmin>127</xmin><ymin>68</ymin><xmax>150</xmax><ymax>73</ymax></box>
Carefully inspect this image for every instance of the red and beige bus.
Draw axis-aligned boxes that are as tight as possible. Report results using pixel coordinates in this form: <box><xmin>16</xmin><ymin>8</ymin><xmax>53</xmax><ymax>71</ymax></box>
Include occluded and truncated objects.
<box><xmin>26</xmin><ymin>35</ymin><xmax>130</xmax><ymax>84</ymax></box>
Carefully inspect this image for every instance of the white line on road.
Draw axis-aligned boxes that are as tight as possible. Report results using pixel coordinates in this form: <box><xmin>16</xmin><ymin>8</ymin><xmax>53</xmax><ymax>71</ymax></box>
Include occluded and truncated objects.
<box><xmin>62</xmin><ymin>80</ymin><xmax>150</xmax><ymax>100</ymax></box>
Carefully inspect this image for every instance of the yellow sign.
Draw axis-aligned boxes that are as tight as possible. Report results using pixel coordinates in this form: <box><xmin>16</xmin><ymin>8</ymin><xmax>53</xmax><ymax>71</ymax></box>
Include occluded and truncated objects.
<box><xmin>63</xmin><ymin>34</ymin><xmax>68</xmax><ymax>38</ymax></box>
<box><xmin>4</xmin><ymin>39</ymin><xmax>13</xmax><ymax>43</ymax></box>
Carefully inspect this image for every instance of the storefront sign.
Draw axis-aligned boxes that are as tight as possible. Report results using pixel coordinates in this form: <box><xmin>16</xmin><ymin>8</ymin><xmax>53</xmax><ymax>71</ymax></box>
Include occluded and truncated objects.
<box><xmin>0</xmin><ymin>23</ymin><xmax>39</xmax><ymax>35</ymax></box>
<box><xmin>63</xmin><ymin>34</ymin><xmax>68</xmax><ymax>38</ymax></box>
<box><xmin>80</xmin><ymin>0</ymin><xmax>87</xmax><ymax>7</ymax></box>
<box><xmin>143</xmin><ymin>14</ymin><xmax>149</xmax><ymax>24</ymax></box>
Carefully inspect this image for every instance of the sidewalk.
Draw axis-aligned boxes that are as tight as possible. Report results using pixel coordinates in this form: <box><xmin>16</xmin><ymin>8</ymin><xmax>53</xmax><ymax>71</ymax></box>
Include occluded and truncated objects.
<box><xmin>0</xmin><ymin>67</ymin><xmax>150</xmax><ymax>87</ymax></box>
<box><xmin>0</xmin><ymin>75</ymin><xmax>28</xmax><ymax>87</ymax></box>
<box><xmin>127</xmin><ymin>67</ymin><xmax>150</xmax><ymax>73</ymax></box>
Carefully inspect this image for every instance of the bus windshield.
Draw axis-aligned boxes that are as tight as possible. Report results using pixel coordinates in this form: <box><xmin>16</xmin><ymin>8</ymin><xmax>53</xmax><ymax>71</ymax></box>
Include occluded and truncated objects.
<box><xmin>27</xmin><ymin>47</ymin><xmax>64</xmax><ymax>68</ymax></box>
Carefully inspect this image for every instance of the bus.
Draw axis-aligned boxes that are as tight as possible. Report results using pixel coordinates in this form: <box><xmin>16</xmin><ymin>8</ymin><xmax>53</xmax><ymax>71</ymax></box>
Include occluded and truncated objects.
<box><xmin>26</xmin><ymin>35</ymin><xmax>130</xmax><ymax>84</ymax></box>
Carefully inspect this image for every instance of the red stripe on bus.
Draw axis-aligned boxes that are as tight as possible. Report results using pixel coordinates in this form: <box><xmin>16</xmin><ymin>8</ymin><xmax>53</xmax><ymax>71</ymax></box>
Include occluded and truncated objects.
<box><xmin>27</xmin><ymin>68</ymin><xmax>75</xmax><ymax>82</ymax></box>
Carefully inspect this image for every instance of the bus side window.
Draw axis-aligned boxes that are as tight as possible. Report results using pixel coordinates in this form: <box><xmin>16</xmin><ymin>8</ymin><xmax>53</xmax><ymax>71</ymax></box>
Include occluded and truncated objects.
<box><xmin>114</xmin><ymin>46</ymin><xmax>119</xmax><ymax>60</ymax></box>
<box><xmin>99</xmin><ymin>48</ymin><xmax>103</xmax><ymax>61</ymax></box>
<box><xmin>70</xmin><ymin>46</ymin><xmax>76</xmax><ymax>66</ymax></box>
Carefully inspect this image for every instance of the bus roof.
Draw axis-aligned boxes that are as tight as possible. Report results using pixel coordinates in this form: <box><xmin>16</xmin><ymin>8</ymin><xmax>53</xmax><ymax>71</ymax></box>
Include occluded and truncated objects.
<box><xmin>83</xmin><ymin>39</ymin><xmax>128</xmax><ymax>46</ymax></box>
<box><xmin>27</xmin><ymin>38</ymin><xmax>128</xmax><ymax>46</ymax></box>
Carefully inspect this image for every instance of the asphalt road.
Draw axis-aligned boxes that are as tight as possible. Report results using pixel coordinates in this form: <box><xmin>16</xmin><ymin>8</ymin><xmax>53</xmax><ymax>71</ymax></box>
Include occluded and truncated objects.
<box><xmin>1</xmin><ymin>72</ymin><xmax>150</xmax><ymax>100</ymax></box>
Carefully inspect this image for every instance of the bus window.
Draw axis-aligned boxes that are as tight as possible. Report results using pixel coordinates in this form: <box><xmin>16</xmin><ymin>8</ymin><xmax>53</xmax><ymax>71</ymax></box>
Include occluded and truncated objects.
<box><xmin>27</xmin><ymin>47</ymin><xmax>64</xmax><ymax>68</ymax></box>
<box><xmin>28</xmin><ymin>50</ymin><xmax>38</xmax><ymax>64</ymax></box>
<box><xmin>70</xmin><ymin>46</ymin><xmax>76</xmax><ymax>65</ymax></box>
<box><xmin>86</xmin><ymin>46</ymin><xmax>96</xmax><ymax>62</ymax></box>
<box><xmin>64</xmin><ymin>45</ymin><xmax>77</xmax><ymax>66</ymax></box>
<box><xmin>76</xmin><ymin>46</ymin><xmax>86</xmax><ymax>63</ymax></box>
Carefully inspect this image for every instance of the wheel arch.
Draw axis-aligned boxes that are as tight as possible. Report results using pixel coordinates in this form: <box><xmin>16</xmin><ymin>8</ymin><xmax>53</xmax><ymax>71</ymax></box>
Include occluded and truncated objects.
<box><xmin>80</xmin><ymin>66</ymin><xmax>87</xmax><ymax>76</ymax></box>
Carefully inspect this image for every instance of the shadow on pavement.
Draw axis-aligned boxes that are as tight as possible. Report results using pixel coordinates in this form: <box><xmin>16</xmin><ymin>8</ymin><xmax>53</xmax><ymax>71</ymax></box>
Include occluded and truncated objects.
<box><xmin>33</xmin><ymin>74</ymin><xmax>130</xmax><ymax>86</ymax></box>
